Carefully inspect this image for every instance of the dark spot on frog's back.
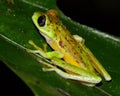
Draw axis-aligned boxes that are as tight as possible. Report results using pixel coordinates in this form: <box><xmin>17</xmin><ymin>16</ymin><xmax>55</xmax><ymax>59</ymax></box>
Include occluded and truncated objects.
<box><xmin>55</xmin><ymin>26</ymin><xmax>59</xmax><ymax>31</ymax></box>
<box><xmin>59</xmin><ymin>40</ymin><xmax>66</xmax><ymax>48</ymax></box>
<box><xmin>59</xmin><ymin>40</ymin><xmax>63</xmax><ymax>47</ymax></box>
<box><xmin>73</xmin><ymin>51</ymin><xmax>77</xmax><ymax>55</ymax></box>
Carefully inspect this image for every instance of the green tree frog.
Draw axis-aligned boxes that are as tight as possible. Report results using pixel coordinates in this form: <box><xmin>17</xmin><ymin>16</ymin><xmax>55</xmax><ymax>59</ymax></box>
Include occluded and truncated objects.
<box><xmin>28</xmin><ymin>9</ymin><xmax>111</xmax><ymax>86</ymax></box>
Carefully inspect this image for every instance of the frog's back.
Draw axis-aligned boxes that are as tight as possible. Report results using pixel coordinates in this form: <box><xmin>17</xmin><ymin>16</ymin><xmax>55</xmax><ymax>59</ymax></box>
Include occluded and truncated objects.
<box><xmin>51</xmin><ymin>26</ymin><xmax>95</xmax><ymax>71</ymax></box>
<box><xmin>45</xmin><ymin>10</ymin><xmax>95</xmax><ymax>71</ymax></box>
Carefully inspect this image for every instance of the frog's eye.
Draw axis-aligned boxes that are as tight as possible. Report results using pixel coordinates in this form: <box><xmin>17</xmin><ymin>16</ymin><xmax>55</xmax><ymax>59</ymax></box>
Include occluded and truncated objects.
<box><xmin>38</xmin><ymin>15</ymin><xmax>46</xmax><ymax>27</ymax></box>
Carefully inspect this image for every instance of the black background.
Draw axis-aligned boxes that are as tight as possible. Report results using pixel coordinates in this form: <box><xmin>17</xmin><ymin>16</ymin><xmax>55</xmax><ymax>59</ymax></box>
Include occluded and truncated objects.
<box><xmin>0</xmin><ymin>0</ymin><xmax>120</xmax><ymax>95</ymax></box>
<box><xmin>57</xmin><ymin>0</ymin><xmax>120</xmax><ymax>37</ymax></box>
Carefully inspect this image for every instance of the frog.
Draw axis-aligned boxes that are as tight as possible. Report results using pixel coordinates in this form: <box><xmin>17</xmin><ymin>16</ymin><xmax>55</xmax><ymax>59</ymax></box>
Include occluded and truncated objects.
<box><xmin>28</xmin><ymin>9</ymin><xmax>111</xmax><ymax>86</ymax></box>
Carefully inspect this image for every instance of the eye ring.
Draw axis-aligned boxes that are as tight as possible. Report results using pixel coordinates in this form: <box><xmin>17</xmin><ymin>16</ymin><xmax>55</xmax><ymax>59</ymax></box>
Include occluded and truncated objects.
<box><xmin>38</xmin><ymin>15</ymin><xmax>46</xmax><ymax>26</ymax></box>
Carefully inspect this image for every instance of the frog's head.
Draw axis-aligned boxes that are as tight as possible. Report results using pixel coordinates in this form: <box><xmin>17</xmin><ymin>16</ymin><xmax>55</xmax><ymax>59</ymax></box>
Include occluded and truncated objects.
<box><xmin>32</xmin><ymin>9</ymin><xmax>61</xmax><ymax>39</ymax></box>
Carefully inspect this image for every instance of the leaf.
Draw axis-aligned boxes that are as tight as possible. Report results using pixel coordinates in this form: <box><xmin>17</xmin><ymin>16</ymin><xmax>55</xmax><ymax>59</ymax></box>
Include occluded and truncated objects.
<box><xmin>0</xmin><ymin>0</ymin><xmax>120</xmax><ymax>96</ymax></box>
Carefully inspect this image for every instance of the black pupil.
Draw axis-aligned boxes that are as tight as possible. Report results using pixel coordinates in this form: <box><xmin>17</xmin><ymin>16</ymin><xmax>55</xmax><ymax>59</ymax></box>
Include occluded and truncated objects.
<box><xmin>38</xmin><ymin>15</ymin><xmax>46</xmax><ymax>26</ymax></box>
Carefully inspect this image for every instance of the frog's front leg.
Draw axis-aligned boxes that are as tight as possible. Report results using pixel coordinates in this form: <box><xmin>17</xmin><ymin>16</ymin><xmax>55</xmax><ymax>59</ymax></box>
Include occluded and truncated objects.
<box><xmin>27</xmin><ymin>40</ymin><xmax>63</xmax><ymax>59</ymax></box>
<box><xmin>27</xmin><ymin>40</ymin><xmax>66</xmax><ymax>78</ymax></box>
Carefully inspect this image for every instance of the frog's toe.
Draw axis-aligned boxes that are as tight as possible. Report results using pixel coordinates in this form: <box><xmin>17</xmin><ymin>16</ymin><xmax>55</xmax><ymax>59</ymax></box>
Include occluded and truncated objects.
<box><xmin>27</xmin><ymin>49</ymin><xmax>40</xmax><ymax>54</ymax></box>
<box><xmin>42</xmin><ymin>67</ymin><xmax>55</xmax><ymax>72</ymax></box>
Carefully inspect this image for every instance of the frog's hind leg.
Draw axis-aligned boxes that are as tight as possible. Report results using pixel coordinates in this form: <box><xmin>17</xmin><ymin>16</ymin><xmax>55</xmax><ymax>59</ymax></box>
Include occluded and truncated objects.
<box><xmin>40</xmin><ymin>58</ymin><xmax>99</xmax><ymax>86</ymax></box>
<box><xmin>73</xmin><ymin>35</ymin><xmax>111</xmax><ymax>81</ymax></box>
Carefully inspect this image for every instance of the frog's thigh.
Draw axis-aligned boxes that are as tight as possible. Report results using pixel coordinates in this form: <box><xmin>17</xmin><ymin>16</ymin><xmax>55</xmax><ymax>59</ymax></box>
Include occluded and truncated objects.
<box><xmin>73</xmin><ymin>35</ymin><xmax>85</xmax><ymax>44</ymax></box>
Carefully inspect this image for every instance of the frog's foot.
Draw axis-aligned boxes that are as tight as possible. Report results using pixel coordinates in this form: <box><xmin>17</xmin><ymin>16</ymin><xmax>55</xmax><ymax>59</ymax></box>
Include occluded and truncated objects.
<box><xmin>29</xmin><ymin>40</ymin><xmax>44</xmax><ymax>51</ymax></box>
<box><xmin>42</xmin><ymin>67</ymin><xmax>55</xmax><ymax>72</ymax></box>
<box><xmin>36</xmin><ymin>58</ymin><xmax>61</xmax><ymax>73</ymax></box>
<box><xmin>27</xmin><ymin>49</ymin><xmax>46</xmax><ymax>57</ymax></box>
<box><xmin>37</xmin><ymin>59</ymin><xmax>57</xmax><ymax>72</ymax></box>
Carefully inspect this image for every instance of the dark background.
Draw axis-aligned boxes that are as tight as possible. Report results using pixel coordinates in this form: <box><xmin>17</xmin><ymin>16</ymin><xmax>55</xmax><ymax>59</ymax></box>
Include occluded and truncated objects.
<box><xmin>0</xmin><ymin>0</ymin><xmax>120</xmax><ymax>95</ymax></box>
<box><xmin>58</xmin><ymin>0</ymin><xmax>120</xmax><ymax>37</ymax></box>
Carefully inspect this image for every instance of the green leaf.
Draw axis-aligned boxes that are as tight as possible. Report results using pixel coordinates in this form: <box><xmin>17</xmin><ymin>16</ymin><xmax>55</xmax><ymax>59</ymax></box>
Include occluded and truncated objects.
<box><xmin>0</xmin><ymin>0</ymin><xmax>120</xmax><ymax>96</ymax></box>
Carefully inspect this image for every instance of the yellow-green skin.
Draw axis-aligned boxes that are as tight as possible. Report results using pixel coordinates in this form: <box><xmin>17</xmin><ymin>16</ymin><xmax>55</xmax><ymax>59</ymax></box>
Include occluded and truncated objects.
<box><xmin>31</xmin><ymin>9</ymin><xmax>111</xmax><ymax>86</ymax></box>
